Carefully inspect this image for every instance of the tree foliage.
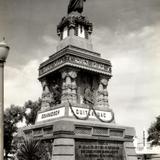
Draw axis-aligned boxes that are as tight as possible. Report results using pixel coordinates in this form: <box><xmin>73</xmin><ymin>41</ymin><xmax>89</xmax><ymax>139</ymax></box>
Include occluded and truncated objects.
<box><xmin>4</xmin><ymin>99</ymin><xmax>42</xmax><ymax>158</ymax></box>
<box><xmin>148</xmin><ymin>115</ymin><xmax>160</xmax><ymax>146</ymax></box>
<box><xmin>16</xmin><ymin>138</ymin><xmax>41</xmax><ymax>160</ymax></box>
<box><xmin>24</xmin><ymin>99</ymin><xmax>41</xmax><ymax>125</ymax></box>
<box><xmin>16</xmin><ymin>138</ymin><xmax>51</xmax><ymax>160</ymax></box>
<box><xmin>4</xmin><ymin>105</ymin><xmax>25</xmax><ymax>158</ymax></box>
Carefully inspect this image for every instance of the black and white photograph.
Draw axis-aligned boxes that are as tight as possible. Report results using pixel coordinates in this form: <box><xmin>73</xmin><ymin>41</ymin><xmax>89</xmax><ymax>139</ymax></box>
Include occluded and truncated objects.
<box><xmin>1</xmin><ymin>0</ymin><xmax>160</xmax><ymax>159</ymax></box>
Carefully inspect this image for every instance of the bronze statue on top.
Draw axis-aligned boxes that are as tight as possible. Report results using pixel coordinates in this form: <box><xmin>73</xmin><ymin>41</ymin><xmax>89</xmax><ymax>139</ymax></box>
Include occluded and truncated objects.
<box><xmin>68</xmin><ymin>0</ymin><xmax>86</xmax><ymax>14</ymax></box>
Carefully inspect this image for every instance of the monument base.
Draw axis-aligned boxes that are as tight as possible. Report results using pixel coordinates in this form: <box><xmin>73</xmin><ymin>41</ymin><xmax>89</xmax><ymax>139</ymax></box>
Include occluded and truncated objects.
<box><xmin>23</xmin><ymin>118</ymin><xmax>137</xmax><ymax>160</ymax></box>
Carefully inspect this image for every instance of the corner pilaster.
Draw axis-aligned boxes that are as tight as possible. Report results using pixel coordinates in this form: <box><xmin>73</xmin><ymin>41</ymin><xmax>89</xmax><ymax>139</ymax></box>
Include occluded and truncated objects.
<box><xmin>61</xmin><ymin>68</ymin><xmax>79</xmax><ymax>104</ymax></box>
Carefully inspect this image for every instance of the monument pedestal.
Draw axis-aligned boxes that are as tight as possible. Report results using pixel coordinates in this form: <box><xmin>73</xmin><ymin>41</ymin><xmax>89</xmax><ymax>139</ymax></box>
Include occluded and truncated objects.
<box><xmin>23</xmin><ymin>117</ymin><xmax>137</xmax><ymax>160</ymax></box>
<box><xmin>53</xmin><ymin>119</ymin><xmax>137</xmax><ymax>160</ymax></box>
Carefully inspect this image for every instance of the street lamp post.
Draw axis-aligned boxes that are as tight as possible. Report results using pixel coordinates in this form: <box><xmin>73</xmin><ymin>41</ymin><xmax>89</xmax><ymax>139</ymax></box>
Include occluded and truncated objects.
<box><xmin>0</xmin><ymin>38</ymin><xmax>10</xmax><ymax>159</ymax></box>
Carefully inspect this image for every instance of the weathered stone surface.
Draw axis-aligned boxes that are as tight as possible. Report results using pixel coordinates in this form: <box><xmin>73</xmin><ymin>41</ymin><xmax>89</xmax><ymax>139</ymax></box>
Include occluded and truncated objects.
<box><xmin>53</xmin><ymin>156</ymin><xmax>75</xmax><ymax>160</ymax></box>
<box><xmin>53</xmin><ymin>120</ymin><xmax>74</xmax><ymax>134</ymax></box>
<box><xmin>23</xmin><ymin>118</ymin><xmax>137</xmax><ymax>160</ymax></box>
<box><xmin>53</xmin><ymin>146</ymin><xmax>74</xmax><ymax>155</ymax></box>
<box><xmin>39</xmin><ymin>46</ymin><xmax>112</xmax><ymax>79</ymax></box>
<box><xmin>52</xmin><ymin>138</ymin><xmax>75</xmax><ymax>160</ymax></box>
<box><xmin>57</xmin><ymin>36</ymin><xmax>93</xmax><ymax>52</ymax></box>
<box><xmin>54</xmin><ymin>138</ymin><xmax>75</xmax><ymax>145</ymax></box>
<box><xmin>75</xmin><ymin>139</ymin><xmax>124</xmax><ymax>160</ymax></box>
<box><xmin>124</xmin><ymin>141</ymin><xmax>137</xmax><ymax>160</ymax></box>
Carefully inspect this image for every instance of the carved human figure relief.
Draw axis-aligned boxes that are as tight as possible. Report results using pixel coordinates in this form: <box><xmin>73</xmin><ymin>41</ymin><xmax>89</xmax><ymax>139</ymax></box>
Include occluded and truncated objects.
<box><xmin>66</xmin><ymin>76</ymin><xmax>72</xmax><ymax>94</ymax></box>
<box><xmin>51</xmin><ymin>83</ymin><xmax>61</xmax><ymax>106</ymax></box>
<box><xmin>62</xmin><ymin>71</ymin><xmax>68</xmax><ymax>97</ymax></box>
<box><xmin>61</xmin><ymin>69</ymin><xmax>78</xmax><ymax>103</ymax></box>
<box><xmin>41</xmin><ymin>80</ymin><xmax>52</xmax><ymax>111</ymax></box>
<box><xmin>83</xmin><ymin>87</ymin><xmax>94</xmax><ymax>105</ymax></box>
<box><xmin>97</xmin><ymin>76</ymin><xmax>109</xmax><ymax>107</ymax></box>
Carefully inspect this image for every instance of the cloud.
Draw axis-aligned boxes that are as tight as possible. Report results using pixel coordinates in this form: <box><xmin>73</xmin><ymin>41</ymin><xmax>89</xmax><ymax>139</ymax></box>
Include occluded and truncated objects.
<box><xmin>4</xmin><ymin>59</ymin><xmax>42</xmax><ymax>108</ymax></box>
<box><xmin>86</xmin><ymin>0</ymin><xmax>160</xmax><ymax>32</ymax></box>
<box><xmin>93</xmin><ymin>23</ymin><xmax>160</xmax><ymax>58</ymax></box>
<box><xmin>42</xmin><ymin>35</ymin><xmax>57</xmax><ymax>46</ymax></box>
<box><xmin>92</xmin><ymin>25</ymin><xmax>160</xmax><ymax>139</ymax></box>
<box><xmin>1</xmin><ymin>0</ymin><xmax>160</xmax><ymax>67</ymax></box>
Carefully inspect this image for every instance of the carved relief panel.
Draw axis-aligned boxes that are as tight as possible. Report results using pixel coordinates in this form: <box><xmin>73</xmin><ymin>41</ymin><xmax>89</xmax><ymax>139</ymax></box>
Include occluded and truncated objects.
<box><xmin>40</xmin><ymin>73</ymin><xmax>62</xmax><ymax>111</ymax></box>
<box><xmin>40</xmin><ymin>67</ymin><xmax>110</xmax><ymax>111</ymax></box>
<box><xmin>97</xmin><ymin>75</ymin><xmax>110</xmax><ymax>108</ymax></box>
<box><xmin>77</xmin><ymin>71</ymin><xmax>98</xmax><ymax>105</ymax></box>
<box><xmin>77</xmin><ymin>71</ymin><xmax>110</xmax><ymax>108</ymax></box>
<box><xmin>61</xmin><ymin>68</ymin><xmax>78</xmax><ymax>103</ymax></box>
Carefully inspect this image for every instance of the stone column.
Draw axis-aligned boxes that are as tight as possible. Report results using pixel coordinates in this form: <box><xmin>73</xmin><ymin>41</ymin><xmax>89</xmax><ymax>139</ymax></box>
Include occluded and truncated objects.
<box><xmin>61</xmin><ymin>69</ymin><xmax>78</xmax><ymax>103</ymax></box>
<box><xmin>97</xmin><ymin>75</ymin><xmax>109</xmax><ymax>108</ymax></box>
<box><xmin>52</xmin><ymin>138</ymin><xmax>75</xmax><ymax>160</ymax></box>
<box><xmin>69</xmin><ymin>27</ymin><xmax>75</xmax><ymax>37</ymax></box>
<box><xmin>41</xmin><ymin>79</ymin><xmax>52</xmax><ymax>111</ymax></box>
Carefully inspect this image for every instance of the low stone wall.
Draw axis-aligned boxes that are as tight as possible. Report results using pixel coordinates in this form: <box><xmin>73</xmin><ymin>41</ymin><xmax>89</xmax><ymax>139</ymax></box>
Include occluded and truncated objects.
<box><xmin>151</xmin><ymin>154</ymin><xmax>160</xmax><ymax>160</ymax></box>
<box><xmin>137</xmin><ymin>154</ymin><xmax>160</xmax><ymax>160</ymax></box>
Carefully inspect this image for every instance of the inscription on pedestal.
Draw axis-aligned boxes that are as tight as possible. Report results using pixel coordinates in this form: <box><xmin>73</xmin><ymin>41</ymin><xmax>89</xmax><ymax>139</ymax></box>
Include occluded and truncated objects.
<box><xmin>39</xmin><ymin>54</ymin><xmax>112</xmax><ymax>77</ymax></box>
<box><xmin>69</xmin><ymin>107</ymin><xmax>113</xmax><ymax>121</ymax></box>
<box><xmin>75</xmin><ymin>140</ymin><xmax>124</xmax><ymax>160</ymax></box>
<box><xmin>36</xmin><ymin>107</ymin><xmax>65</xmax><ymax>122</ymax></box>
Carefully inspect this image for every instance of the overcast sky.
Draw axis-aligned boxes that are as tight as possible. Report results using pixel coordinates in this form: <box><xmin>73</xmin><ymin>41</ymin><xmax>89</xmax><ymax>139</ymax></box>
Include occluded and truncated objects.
<box><xmin>1</xmin><ymin>0</ymin><xmax>160</xmax><ymax>141</ymax></box>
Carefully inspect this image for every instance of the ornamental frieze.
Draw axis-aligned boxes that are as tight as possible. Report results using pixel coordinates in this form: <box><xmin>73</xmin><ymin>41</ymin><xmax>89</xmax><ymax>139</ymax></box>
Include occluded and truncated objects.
<box><xmin>39</xmin><ymin>55</ymin><xmax>112</xmax><ymax>78</ymax></box>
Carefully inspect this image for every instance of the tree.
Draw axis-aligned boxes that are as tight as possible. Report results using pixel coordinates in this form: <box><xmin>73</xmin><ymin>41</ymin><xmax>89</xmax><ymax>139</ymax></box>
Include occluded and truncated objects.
<box><xmin>148</xmin><ymin>115</ymin><xmax>160</xmax><ymax>146</ymax></box>
<box><xmin>4</xmin><ymin>99</ymin><xmax>41</xmax><ymax>158</ymax></box>
<box><xmin>16</xmin><ymin>138</ymin><xmax>51</xmax><ymax>160</ymax></box>
<box><xmin>4</xmin><ymin>105</ymin><xmax>25</xmax><ymax>159</ymax></box>
<box><xmin>24</xmin><ymin>99</ymin><xmax>41</xmax><ymax>125</ymax></box>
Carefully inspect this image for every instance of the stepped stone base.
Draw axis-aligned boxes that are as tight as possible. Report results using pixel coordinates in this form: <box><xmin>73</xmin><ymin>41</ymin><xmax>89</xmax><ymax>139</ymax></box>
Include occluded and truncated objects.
<box><xmin>23</xmin><ymin>118</ymin><xmax>137</xmax><ymax>160</ymax></box>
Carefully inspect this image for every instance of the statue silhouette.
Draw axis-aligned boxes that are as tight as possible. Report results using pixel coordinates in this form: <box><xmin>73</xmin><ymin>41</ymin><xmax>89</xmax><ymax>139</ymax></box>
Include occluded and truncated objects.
<box><xmin>68</xmin><ymin>0</ymin><xmax>86</xmax><ymax>14</ymax></box>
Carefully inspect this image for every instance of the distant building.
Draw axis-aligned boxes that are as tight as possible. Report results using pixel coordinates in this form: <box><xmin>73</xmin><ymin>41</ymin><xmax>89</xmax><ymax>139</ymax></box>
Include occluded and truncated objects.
<box><xmin>135</xmin><ymin>130</ymin><xmax>160</xmax><ymax>160</ymax></box>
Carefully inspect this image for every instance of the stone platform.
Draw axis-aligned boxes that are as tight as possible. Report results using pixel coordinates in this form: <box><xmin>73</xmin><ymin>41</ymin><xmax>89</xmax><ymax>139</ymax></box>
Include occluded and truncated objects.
<box><xmin>23</xmin><ymin>117</ymin><xmax>137</xmax><ymax>160</ymax></box>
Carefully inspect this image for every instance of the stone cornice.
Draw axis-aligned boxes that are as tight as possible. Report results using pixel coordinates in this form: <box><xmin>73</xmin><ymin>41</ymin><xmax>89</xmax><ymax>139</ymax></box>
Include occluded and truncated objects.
<box><xmin>40</xmin><ymin>45</ymin><xmax>110</xmax><ymax>68</ymax></box>
<box><xmin>55</xmin><ymin>45</ymin><xmax>100</xmax><ymax>58</ymax></box>
<box><xmin>23</xmin><ymin>118</ymin><xmax>135</xmax><ymax>142</ymax></box>
<box><xmin>38</xmin><ymin>47</ymin><xmax>112</xmax><ymax>79</ymax></box>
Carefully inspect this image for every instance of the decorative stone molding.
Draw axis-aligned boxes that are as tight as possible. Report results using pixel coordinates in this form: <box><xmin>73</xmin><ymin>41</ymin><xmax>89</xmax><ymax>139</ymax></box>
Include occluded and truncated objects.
<box><xmin>61</xmin><ymin>69</ymin><xmax>78</xmax><ymax>103</ymax></box>
<box><xmin>57</xmin><ymin>15</ymin><xmax>93</xmax><ymax>40</ymax></box>
<box><xmin>39</xmin><ymin>54</ymin><xmax>112</xmax><ymax>78</ymax></box>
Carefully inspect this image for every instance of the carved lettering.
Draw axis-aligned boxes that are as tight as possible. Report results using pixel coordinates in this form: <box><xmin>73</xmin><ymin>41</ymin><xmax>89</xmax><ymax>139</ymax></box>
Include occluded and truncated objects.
<box><xmin>39</xmin><ymin>55</ymin><xmax>111</xmax><ymax>76</ymax></box>
<box><xmin>76</xmin><ymin>140</ymin><xmax>124</xmax><ymax>160</ymax></box>
<box><xmin>41</xmin><ymin>110</ymin><xmax>60</xmax><ymax>119</ymax></box>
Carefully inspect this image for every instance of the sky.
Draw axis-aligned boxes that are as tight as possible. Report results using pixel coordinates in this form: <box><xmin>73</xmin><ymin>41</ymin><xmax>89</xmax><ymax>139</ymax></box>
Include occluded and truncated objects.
<box><xmin>1</xmin><ymin>0</ymin><xmax>160</xmax><ymax>141</ymax></box>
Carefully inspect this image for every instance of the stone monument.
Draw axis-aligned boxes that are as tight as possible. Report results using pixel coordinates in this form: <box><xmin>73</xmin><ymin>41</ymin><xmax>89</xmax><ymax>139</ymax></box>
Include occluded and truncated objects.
<box><xmin>23</xmin><ymin>1</ymin><xmax>137</xmax><ymax>160</ymax></box>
